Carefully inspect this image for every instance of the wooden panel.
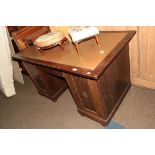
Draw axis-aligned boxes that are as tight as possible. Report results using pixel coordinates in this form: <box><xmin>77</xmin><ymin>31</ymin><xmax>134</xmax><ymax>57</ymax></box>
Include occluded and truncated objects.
<box><xmin>63</xmin><ymin>44</ymin><xmax>131</xmax><ymax>126</ymax></box>
<box><xmin>139</xmin><ymin>26</ymin><xmax>155</xmax><ymax>82</ymax></box>
<box><xmin>7</xmin><ymin>26</ymin><xmax>26</xmax><ymax>36</ymax></box>
<box><xmin>63</xmin><ymin>73</ymin><xmax>84</xmax><ymax>109</ymax></box>
<box><xmin>98</xmin><ymin>26</ymin><xmax>155</xmax><ymax>90</ymax></box>
<box><xmin>98</xmin><ymin>26</ymin><xmax>128</xmax><ymax>31</ymax></box>
<box><xmin>128</xmin><ymin>27</ymin><xmax>140</xmax><ymax>79</ymax></box>
<box><xmin>22</xmin><ymin>62</ymin><xmax>48</xmax><ymax>94</ymax></box>
<box><xmin>12</xmin><ymin>26</ymin><xmax>50</xmax><ymax>51</ymax></box>
<box><xmin>49</xmin><ymin>26</ymin><xmax>74</xmax><ymax>41</ymax></box>
<box><xmin>131</xmin><ymin>77</ymin><xmax>155</xmax><ymax>90</ymax></box>
<box><xmin>22</xmin><ymin>62</ymin><xmax>67</xmax><ymax>101</ymax></box>
<box><xmin>72</xmin><ymin>76</ymin><xmax>96</xmax><ymax>112</ymax></box>
<box><xmin>98</xmin><ymin>45</ymin><xmax>130</xmax><ymax>116</ymax></box>
<box><xmin>87</xmin><ymin>79</ymin><xmax>106</xmax><ymax>118</ymax></box>
<box><xmin>64</xmin><ymin>74</ymin><xmax>97</xmax><ymax>112</ymax></box>
<box><xmin>43</xmin><ymin>73</ymin><xmax>67</xmax><ymax>101</ymax></box>
<box><xmin>63</xmin><ymin>73</ymin><xmax>107</xmax><ymax>125</ymax></box>
<box><xmin>37</xmin><ymin>66</ymin><xmax>63</xmax><ymax>77</ymax></box>
<box><xmin>98</xmin><ymin>26</ymin><xmax>140</xmax><ymax>79</ymax></box>
<box><xmin>12</xmin><ymin>26</ymin><xmax>50</xmax><ymax>75</ymax></box>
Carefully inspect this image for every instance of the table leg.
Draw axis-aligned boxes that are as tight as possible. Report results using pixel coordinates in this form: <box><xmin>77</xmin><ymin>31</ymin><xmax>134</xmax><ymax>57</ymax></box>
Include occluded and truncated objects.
<box><xmin>75</xmin><ymin>42</ymin><xmax>80</xmax><ymax>53</ymax></box>
<box><xmin>95</xmin><ymin>35</ymin><xmax>100</xmax><ymax>47</ymax></box>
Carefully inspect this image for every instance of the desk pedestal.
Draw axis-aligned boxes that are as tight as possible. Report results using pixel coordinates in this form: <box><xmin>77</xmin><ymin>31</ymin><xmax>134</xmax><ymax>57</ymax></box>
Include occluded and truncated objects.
<box><xmin>63</xmin><ymin>45</ymin><xmax>130</xmax><ymax>126</ymax></box>
<box><xmin>22</xmin><ymin>62</ymin><xmax>67</xmax><ymax>102</ymax></box>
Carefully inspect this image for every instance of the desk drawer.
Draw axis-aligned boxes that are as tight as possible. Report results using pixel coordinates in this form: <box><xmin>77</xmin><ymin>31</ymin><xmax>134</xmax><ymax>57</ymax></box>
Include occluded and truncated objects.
<box><xmin>38</xmin><ymin>66</ymin><xmax>63</xmax><ymax>77</ymax></box>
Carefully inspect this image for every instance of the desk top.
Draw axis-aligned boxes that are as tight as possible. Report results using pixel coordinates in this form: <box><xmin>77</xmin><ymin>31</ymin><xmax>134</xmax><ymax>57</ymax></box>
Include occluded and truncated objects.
<box><xmin>13</xmin><ymin>31</ymin><xmax>136</xmax><ymax>79</ymax></box>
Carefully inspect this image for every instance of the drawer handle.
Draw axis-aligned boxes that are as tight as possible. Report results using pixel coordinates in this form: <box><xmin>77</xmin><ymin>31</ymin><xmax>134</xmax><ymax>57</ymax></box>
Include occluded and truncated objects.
<box><xmin>82</xmin><ymin>91</ymin><xmax>88</xmax><ymax>98</ymax></box>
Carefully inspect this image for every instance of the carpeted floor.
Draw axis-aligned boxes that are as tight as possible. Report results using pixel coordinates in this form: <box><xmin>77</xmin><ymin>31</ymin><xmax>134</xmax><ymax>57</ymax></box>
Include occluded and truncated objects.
<box><xmin>0</xmin><ymin>75</ymin><xmax>155</xmax><ymax>129</ymax></box>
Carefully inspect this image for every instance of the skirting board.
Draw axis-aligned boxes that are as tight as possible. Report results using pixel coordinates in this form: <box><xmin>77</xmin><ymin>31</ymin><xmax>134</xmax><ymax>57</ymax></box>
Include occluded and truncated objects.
<box><xmin>131</xmin><ymin>77</ymin><xmax>155</xmax><ymax>90</ymax></box>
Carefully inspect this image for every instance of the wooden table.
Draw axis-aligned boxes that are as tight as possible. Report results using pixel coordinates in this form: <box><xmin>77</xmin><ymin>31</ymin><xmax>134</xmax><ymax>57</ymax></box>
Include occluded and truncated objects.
<box><xmin>13</xmin><ymin>31</ymin><xmax>136</xmax><ymax>126</ymax></box>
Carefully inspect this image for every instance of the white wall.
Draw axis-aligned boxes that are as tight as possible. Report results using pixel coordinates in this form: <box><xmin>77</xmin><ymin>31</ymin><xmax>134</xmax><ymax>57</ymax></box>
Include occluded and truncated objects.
<box><xmin>0</xmin><ymin>26</ymin><xmax>24</xmax><ymax>97</ymax></box>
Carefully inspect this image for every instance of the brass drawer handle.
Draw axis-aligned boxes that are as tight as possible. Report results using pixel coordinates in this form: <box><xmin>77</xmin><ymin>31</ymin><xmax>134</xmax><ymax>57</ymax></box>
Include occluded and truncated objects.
<box><xmin>82</xmin><ymin>91</ymin><xmax>88</xmax><ymax>98</ymax></box>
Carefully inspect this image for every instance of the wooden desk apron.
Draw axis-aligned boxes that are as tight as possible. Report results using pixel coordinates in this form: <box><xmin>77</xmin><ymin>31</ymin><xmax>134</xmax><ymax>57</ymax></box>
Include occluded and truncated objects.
<box><xmin>13</xmin><ymin>31</ymin><xmax>136</xmax><ymax>126</ymax></box>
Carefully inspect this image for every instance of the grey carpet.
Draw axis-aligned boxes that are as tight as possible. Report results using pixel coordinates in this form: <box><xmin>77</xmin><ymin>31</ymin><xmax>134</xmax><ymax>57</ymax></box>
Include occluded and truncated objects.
<box><xmin>0</xmin><ymin>75</ymin><xmax>155</xmax><ymax>129</ymax></box>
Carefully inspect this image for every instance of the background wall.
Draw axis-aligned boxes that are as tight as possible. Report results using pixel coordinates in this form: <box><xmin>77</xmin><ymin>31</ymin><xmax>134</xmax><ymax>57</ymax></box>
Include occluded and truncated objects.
<box><xmin>98</xmin><ymin>26</ymin><xmax>155</xmax><ymax>90</ymax></box>
<box><xmin>49</xmin><ymin>26</ymin><xmax>155</xmax><ymax>90</ymax></box>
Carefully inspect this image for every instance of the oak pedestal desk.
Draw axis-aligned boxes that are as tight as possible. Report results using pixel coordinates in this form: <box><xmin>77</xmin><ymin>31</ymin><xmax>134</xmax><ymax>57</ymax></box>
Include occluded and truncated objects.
<box><xmin>13</xmin><ymin>31</ymin><xmax>136</xmax><ymax>126</ymax></box>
